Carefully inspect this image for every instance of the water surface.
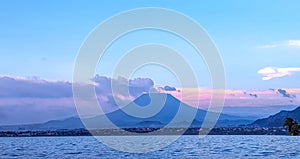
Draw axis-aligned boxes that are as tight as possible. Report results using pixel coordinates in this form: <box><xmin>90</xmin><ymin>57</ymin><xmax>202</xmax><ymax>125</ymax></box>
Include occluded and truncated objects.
<box><xmin>0</xmin><ymin>135</ymin><xmax>299</xmax><ymax>158</ymax></box>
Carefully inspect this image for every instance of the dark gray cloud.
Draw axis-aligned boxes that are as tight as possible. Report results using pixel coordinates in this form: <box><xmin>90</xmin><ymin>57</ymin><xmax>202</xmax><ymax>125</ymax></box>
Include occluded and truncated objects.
<box><xmin>163</xmin><ymin>85</ymin><xmax>177</xmax><ymax>91</ymax></box>
<box><xmin>157</xmin><ymin>85</ymin><xmax>177</xmax><ymax>92</ymax></box>
<box><xmin>243</xmin><ymin>91</ymin><xmax>258</xmax><ymax>98</ymax></box>
<box><xmin>277</xmin><ymin>89</ymin><xmax>296</xmax><ymax>98</ymax></box>
<box><xmin>249</xmin><ymin>93</ymin><xmax>258</xmax><ymax>98</ymax></box>
<box><xmin>156</xmin><ymin>85</ymin><xmax>178</xmax><ymax>92</ymax></box>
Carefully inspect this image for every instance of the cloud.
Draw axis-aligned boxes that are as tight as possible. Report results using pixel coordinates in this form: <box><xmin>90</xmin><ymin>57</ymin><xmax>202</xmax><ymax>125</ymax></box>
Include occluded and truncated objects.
<box><xmin>156</xmin><ymin>85</ymin><xmax>178</xmax><ymax>92</ymax></box>
<box><xmin>1</xmin><ymin>75</ymin><xmax>300</xmax><ymax>125</ymax></box>
<box><xmin>288</xmin><ymin>40</ymin><xmax>300</xmax><ymax>47</ymax></box>
<box><xmin>163</xmin><ymin>85</ymin><xmax>177</xmax><ymax>91</ymax></box>
<box><xmin>258</xmin><ymin>44</ymin><xmax>278</xmax><ymax>49</ymax></box>
<box><xmin>269</xmin><ymin>88</ymin><xmax>276</xmax><ymax>91</ymax></box>
<box><xmin>0</xmin><ymin>75</ymin><xmax>154</xmax><ymax>125</ymax></box>
<box><xmin>249</xmin><ymin>93</ymin><xmax>258</xmax><ymax>98</ymax></box>
<box><xmin>257</xmin><ymin>67</ymin><xmax>300</xmax><ymax>80</ymax></box>
<box><xmin>167</xmin><ymin>88</ymin><xmax>300</xmax><ymax>108</ymax></box>
<box><xmin>243</xmin><ymin>91</ymin><xmax>258</xmax><ymax>98</ymax></box>
<box><xmin>258</xmin><ymin>40</ymin><xmax>300</xmax><ymax>48</ymax></box>
<box><xmin>0</xmin><ymin>76</ymin><xmax>72</xmax><ymax>98</ymax></box>
<box><xmin>93</xmin><ymin>75</ymin><xmax>154</xmax><ymax>97</ymax></box>
<box><xmin>277</xmin><ymin>89</ymin><xmax>296</xmax><ymax>98</ymax></box>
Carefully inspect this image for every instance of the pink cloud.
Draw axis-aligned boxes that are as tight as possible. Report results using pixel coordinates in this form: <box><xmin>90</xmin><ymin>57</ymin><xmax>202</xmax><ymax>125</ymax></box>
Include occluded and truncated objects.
<box><xmin>1</xmin><ymin>75</ymin><xmax>300</xmax><ymax>125</ymax></box>
<box><xmin>167</xmin><ymin>88</ymin><xmax>300</xmax><ymax>108</ymax></box>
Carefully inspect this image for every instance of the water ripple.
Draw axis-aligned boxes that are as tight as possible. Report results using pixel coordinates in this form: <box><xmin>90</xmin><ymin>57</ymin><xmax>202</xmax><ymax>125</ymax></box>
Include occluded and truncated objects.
<box><xmin>0</xmin><ymin>135</ymin><xmax>299</xmax><ymax>158</ymax></box>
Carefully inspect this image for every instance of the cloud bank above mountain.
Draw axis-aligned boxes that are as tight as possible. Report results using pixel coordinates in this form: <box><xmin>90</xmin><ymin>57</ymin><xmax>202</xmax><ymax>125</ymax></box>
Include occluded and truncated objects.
<box><xmin>0</xmin><ymin>75</ymin><xmax>154</xmax><ymax>125</ymax></box>
<box><xmin>0</xmin><ymin>75</ymin><xmax>299</xmax><ymax>125</ymax></box>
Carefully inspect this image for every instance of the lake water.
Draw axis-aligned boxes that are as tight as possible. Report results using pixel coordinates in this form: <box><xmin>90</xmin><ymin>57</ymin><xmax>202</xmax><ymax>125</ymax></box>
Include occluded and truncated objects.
<box><xmin>0</xmin><ymin>135</ymin><xmax>299</xmax><ymax>158</ymax></box>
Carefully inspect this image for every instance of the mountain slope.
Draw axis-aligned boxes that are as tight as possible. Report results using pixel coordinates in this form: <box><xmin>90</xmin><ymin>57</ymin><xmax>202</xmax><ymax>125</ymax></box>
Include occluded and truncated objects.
<box><xmin>0</xmin><ymin>93</ymin><xmax>253</xmax><ymax>131</ymax></box>
<box><xmin>83</xmin><ymin>93</ymin><xmax>252</xmax><ymax>129</ymax></box>
<box><xmin>249</xmin><ymin>106</ymin><xmax>300</xmax><ymax>128</ymax></box>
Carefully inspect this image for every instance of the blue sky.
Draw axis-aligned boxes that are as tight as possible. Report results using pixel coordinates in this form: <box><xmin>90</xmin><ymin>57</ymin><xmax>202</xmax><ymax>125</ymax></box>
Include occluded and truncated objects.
<box><xmin>1</xmin><ymin>1</ymin><xmax>300</xmax><ymax>124</ymax></box>
<box><xmin>1</xmin><ymin>0</ymin><xmax>300</xmax><ymax>90</ymax></box>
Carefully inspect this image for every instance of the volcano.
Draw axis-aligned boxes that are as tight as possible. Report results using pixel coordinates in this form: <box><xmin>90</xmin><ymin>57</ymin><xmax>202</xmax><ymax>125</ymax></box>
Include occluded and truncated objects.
<box><xmin>82</xmin><ymin>93</ymin><xmax>251</xmax><ymax>129</ymax></box>
<box><xmin>0</xmin><ymin>93</ymin><xmax>253</xmax><ymax>131</ymax></box>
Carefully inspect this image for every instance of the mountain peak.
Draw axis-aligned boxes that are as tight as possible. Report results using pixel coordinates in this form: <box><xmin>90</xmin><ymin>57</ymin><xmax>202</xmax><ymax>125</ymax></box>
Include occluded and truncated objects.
<box><xmin>133</xmin><ymin>93</ymin><xmax>179</xmax><ymax>107</ymax></box>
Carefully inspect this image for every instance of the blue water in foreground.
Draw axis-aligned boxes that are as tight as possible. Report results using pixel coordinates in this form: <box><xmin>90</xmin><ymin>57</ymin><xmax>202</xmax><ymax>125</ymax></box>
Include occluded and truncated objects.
<box><xmin>0</xmin><ymin>135</ymin><xmax>299</xmax><ymax>158</ymax></box>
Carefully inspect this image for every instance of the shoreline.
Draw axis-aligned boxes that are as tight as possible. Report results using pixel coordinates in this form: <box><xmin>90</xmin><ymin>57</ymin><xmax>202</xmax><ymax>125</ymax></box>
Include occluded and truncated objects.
<box><xmin>0</xmin><ymin>127</ymin><xmax>289</xmax><ymax>137</ymax></box>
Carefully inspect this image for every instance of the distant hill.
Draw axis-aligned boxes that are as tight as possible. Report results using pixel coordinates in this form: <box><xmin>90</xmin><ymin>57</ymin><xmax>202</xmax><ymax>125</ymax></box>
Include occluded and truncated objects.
<box><xmin>0</xmin><ymin>93</ymin><xmax>253</xmax><ymax>131</ymax></box>
<box><xmin>0</xmin><ymin>117</ymin><xmax>85</xmax><ymax>131</ymax></box>
<box><xmin>221</xmin><ymin>105</ymin><xmax>299</xmax><ymax>119</ymax></box>
<box><xmin>248</xmin><ymin>106</ymin><xmax>300</xmax><ymax>128</ymax></box>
